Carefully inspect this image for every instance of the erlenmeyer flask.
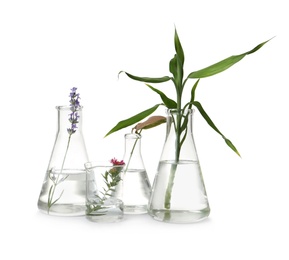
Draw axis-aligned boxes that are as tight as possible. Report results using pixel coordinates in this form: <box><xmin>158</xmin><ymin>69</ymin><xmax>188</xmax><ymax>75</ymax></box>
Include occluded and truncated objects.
<box><xmin>37</xmin><ymin>105</ymin><xmax>89</xmax><ymax>216</ymax></box>
<box><xmin>148</xmin><ymin>109</ymin><xmax>210</xmax><ymax>223</ymax></box>
<box><xmin>122</xmin><ymin>133</ymin><xmax>151</xmax><ymax>214</ymax></box>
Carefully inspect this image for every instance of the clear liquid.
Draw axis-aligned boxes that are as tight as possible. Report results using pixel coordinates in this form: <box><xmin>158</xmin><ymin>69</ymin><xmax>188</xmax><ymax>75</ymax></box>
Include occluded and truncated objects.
<box><xmin>37</xmin><ymin>169</ymin><xmax>86</xmax><ymax>216</ymax></box>
<box><xmin>122</xmin><ymin>169</ymin><xmax>151</xmax><ymax>214</ymax></box>
<box><xmin>86</xmin><ymin>198</ymin><xmax>124</xmax><ymax>223</ymax></box>
<box><xmin>148</xmin><ymin>160</ymin><xmax>210</xmax><ymax>223</ymax></box>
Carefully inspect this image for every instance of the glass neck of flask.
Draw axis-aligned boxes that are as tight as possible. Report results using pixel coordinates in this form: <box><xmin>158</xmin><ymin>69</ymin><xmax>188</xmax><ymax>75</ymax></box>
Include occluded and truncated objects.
<box><xmin>124</xmin><ymin>133</ymin><xmax>141</xmax><ymax>156</ymax></box>
<box><xmin>56</xmin><ymin>106</ymin><xmax>83</xmax><ymax>133</ymax></box>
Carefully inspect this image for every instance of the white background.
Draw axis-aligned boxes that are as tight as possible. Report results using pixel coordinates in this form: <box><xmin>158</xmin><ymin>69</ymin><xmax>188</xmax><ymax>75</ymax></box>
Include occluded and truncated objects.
<box><xmin>0</xmin><ymin>0</ymin><xmax>288</xmax><ymax>259</ymax></box>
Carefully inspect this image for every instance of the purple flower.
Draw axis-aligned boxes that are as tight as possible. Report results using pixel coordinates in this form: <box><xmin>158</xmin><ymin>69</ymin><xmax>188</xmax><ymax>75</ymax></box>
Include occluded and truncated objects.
<box><xmin>67</xmin><ymin>87</ymin><xmax>81</xmax><ymax>135</ymax></box>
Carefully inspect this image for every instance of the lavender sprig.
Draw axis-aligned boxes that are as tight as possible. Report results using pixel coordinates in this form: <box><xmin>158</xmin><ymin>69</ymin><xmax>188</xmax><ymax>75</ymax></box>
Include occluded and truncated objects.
<box><xmin>67</xmin><ymin>87</ymin><xmax>81</xmax><ymax>135</ymax></box>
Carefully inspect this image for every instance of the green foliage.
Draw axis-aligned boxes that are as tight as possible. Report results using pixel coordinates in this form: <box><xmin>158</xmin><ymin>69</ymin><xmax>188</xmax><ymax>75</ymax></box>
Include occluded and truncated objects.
<box><xmin>105</xmin><ymin>104</ymin><xmax>162</xmax><ymax>136</ymax></box>
<box><xmin>106</xmin><ymin>28</ymin><xmax>271</xmax><ymax>156</ymax></box>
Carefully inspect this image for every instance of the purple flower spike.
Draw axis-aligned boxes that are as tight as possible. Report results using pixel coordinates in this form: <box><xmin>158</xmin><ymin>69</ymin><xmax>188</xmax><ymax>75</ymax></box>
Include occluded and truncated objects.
<box><xmin>67</xmin><ymin>87</ymin><xmax>81</xmax><ymax>135</ymax></box>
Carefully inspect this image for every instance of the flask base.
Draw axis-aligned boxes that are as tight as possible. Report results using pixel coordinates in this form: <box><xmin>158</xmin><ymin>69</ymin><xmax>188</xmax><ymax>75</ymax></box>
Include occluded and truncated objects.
<box><xmin>148</xmin><ymin>207</ymin><xmax>210</xmax><ymax>224</ymax></box>
<box><xmin>124</xmin><ymin>205</ymin><xmax>148</xmax><ymax>214</ymax></box>
<box><xmin>38</xmin><ymin>201</ymin><xmax>86</xmax><ymax>216</ymax></box>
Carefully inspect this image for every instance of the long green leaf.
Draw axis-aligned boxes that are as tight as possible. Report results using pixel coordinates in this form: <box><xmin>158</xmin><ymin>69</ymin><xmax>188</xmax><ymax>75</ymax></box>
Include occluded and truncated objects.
<box><xmin>105</xmin><ymin>104</ymin><xmax>162</xmax><ymax>137</ymax></box>
<box><xmin>190</xmin><ymin>79</ymin><xmax>200</xmax><ymax>106</ymax></box>
<box><xmin>187</xmin><ymin>38</ymin><xmax>271</xmax><ymax>79</ymax></box>
<box><xmin>145</xmin><ymin>84</ymin><xmax>177</xmax><ymax>108</ymax></box>
<box><xmin>191</xmin><ymin>101</ymin><xmax>240</xmax><ymax>156</ymax></box>
<box><xmin>119</xmin><ymin>71</ymin><xmax>171</xmax><ymax>83</ymax></box>
<box><xmin>169</xmin><ymin>54</ymin><xmax>183</xmax><ymax>91</ymax></box>
<box><xmin>174</xmin><ymin>28</ymin><xmax>184</xmax><ymax>66</ymax></box>
<box><xmin>169</xmin><ymin>55</ymin><xmax>178</xmax><ymax>79</ymax></box>
<box><xmin>170</xmin><ymin>28</ymin><xmax>185</xmax><ymax>90</ymax></box>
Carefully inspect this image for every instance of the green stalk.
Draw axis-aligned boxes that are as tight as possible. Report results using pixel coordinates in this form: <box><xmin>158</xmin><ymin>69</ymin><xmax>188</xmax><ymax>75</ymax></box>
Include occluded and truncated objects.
<box><xmin>163</xmin><ymin>85</ymin><xmax>183</xmax><ymax>219</ymax></box>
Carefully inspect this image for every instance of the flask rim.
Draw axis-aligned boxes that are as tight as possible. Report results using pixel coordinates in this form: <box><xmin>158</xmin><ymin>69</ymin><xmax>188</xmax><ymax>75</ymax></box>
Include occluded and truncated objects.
<box><xmin>125</xmin><ymin>133</ymin><xmax>141</xmax><ymax>139</ymax></box>
<box><xmin>55</xmin><ymin>105</ymin><xmax>83</xmax><ymax>111</ymax></box>
<box><xmin>84</xmin><ymin>161</ymin><xmax>125</xmax><ymax>171</ymax></box>
<box><xmin>166</xmin><ymin>108</ymin><xmax>194</xmax><ymax>115</ymax></box>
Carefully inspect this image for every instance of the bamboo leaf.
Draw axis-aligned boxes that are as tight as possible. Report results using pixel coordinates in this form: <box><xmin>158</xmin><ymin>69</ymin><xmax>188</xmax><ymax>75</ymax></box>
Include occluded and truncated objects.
<box><xmin>169</xmin><ymin>28</ymin><xmax>184</xmax><ymax>89</ymax></box>
<box><xmin>174</xmin><ymin>28</ymin><xmax>184</xmax><ymax>66</ymax></box>
<box><xmin>105</xmin><ymin>104</ymin><xmax>162</xmax><ymax>137</ymax></box>
<box><xmin>191</xmin><ymin>100</ymin><xmax>224</xmax><ymax>136</ymax></box>
<box><xmin>145</xmin><ymin>84</ymin><xmax>177</xmax><ymax>108</ymax></box>
<box><xmin>191</xmin><ymin>101</ymin><xmax>240</xmax><ymax>156</ymax></box>
<box><xmin>169</xmin><ymin>55</ymin><xmax>183</xmax><ymax>88</ymax></box>
<box><xmin>224</xmin><ymin>138</ymin><xmax>241</xmax><ymax>157</ymax></box>
<box><xmin>189</xmin><ymin>79</ymin><xmax>200</xmax><ymax>107</ymax></box>
<box><xmin>187</xmin><ymin>38</ymin><xmax>271</xmax><ymax>79</ymax></box>
<box><xmin>119</xmin><ymin>71</ymin><xmax>171</xmax><ymax>83</ymax></box>
<box><xmin>176</xmin><ymin>54</ymin><xmax>184</xmax><ymax>89</ymax></box>
<box><xmin>169</xmin><ymin>55</ymin><xmax>178</xmax><ymax>78</ymax></box>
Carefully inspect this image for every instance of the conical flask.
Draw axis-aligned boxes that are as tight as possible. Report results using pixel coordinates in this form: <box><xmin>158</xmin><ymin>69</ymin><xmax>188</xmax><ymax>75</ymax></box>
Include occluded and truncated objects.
<box><xmin>37</xmin><ymin>105</ymin><xmax>89</xmax><ymax>216</ymax></box>
<box><xmin>122</xmin><ymin>133</ymin><xmax>151</xmax><ymax>214</ymax></box>
<box><xmin>148</xmin><ymin>108</ymin><xmax>210</xmax><ymax>223</ymax></box>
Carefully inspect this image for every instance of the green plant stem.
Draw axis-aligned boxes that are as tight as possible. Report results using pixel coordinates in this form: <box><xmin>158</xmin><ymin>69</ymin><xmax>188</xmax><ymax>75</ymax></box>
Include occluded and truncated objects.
<box><xmin>163</xmin><ymin>93</ymin><xmax>183</xmax><ymax>220</ymax></box>
<box><xmin>47</xmin><ymin>135</ymin><xmax>71</xmax><ymax>214</ymax></box>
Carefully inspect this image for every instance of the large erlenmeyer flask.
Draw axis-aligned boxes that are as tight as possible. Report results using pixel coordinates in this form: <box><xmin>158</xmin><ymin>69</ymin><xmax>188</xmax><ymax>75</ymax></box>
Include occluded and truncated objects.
<box><xmin>148</xmin><ymin>109</ymin><xmax>210</xmax><ymax>223</ymax></box>
<box><xmin>37</xmin><ymin>104</ymin><xmax>89</xmax><ymax>216</ymax></box>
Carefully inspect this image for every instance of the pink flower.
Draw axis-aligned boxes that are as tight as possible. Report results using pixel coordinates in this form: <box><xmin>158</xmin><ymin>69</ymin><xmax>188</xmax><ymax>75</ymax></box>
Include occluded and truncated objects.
<box><xmin>110</xmin><ymin>158</ymin><xmax>125</xmax><ymax>166</ymax></box>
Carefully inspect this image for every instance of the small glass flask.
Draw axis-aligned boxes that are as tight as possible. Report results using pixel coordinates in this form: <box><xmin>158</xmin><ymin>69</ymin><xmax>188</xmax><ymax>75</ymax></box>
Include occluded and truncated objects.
<box><xmin>37</xmin><ymin>106</ymin><xmax>89</xmax><ymax>216</ymax></box>
<box><xmin>85</xmin><ymin>161</ymin><xmax>125</xmax><ymax>223</ymax></box>
<box><xmin>122</xmin><ymin>133</ymin><xmax>151</xmax><ymax>214</ymax></box>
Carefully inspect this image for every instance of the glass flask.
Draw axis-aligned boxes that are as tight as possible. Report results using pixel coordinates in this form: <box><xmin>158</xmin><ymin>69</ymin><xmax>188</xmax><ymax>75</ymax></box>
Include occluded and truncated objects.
<box><xmin>37</xmin><ymin>106</ymin><xmax>89</xmax><ymax>216</ymax></box>
<box><xmin>85</xmin><ymin>161</ymin><xmax>124</xmax><ymax>223</ymax></box>
<box><xmin>122</xmin><ymin>133</ymin><xmax>151</xmax><ymax>214</ymax></box>
<box><xmin>148</xmin><ymin>109</ymin><xmax>210</xmax><ymax>223</ymax></box>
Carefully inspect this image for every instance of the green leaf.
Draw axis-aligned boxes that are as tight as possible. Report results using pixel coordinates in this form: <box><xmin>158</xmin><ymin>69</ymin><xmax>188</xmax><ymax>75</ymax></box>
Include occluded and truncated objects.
<box><xmin>169</xmin><ymin>55</ymin><xmax>178</xmax><ymax>78</ymax></box>
<box><xmin>119</xmin><ymin>71</ymin><xmax>171</xmax><ymax>83</ymax></box>
<box><xmin>191</xmin><ymin>101</ymin><xmax>240</xmax><ymax>156</ymax></box>
<box><xmin>190</xmin><ymin>79</ymin><xmax>200</xmax><ymax>106</ymax></box>
<box><xmin>174</xmin><ymin>28</ymin><xmax>184</xmax><ymax>66</ymax></box>
<box><xmin>187</xmin><ymin>38</ymin><xmax>271</xmax><ymax>79</ymax></box>
<box><xmin>169</xmin><ymin>28</ymin><xmax>185</xmax><ymax>90</ymax></box>
<box><xmin>224</xmin><ymin>138</ymin><xmax>241</xmax><ymax>157</ymax></box>
<box><xmin>105</xmin><ymin>104</ymin><xmax>162</xmax><ymax>137</ymax></box>
<box><xmin>169</xmin><ymin>55</ymin><xmax>183</xmax><ymax>90</ymax></box>
<box><xmin>145</xmin><ymin>84</ymin><xmax>177</xmax><ymax>108</ymax></box>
